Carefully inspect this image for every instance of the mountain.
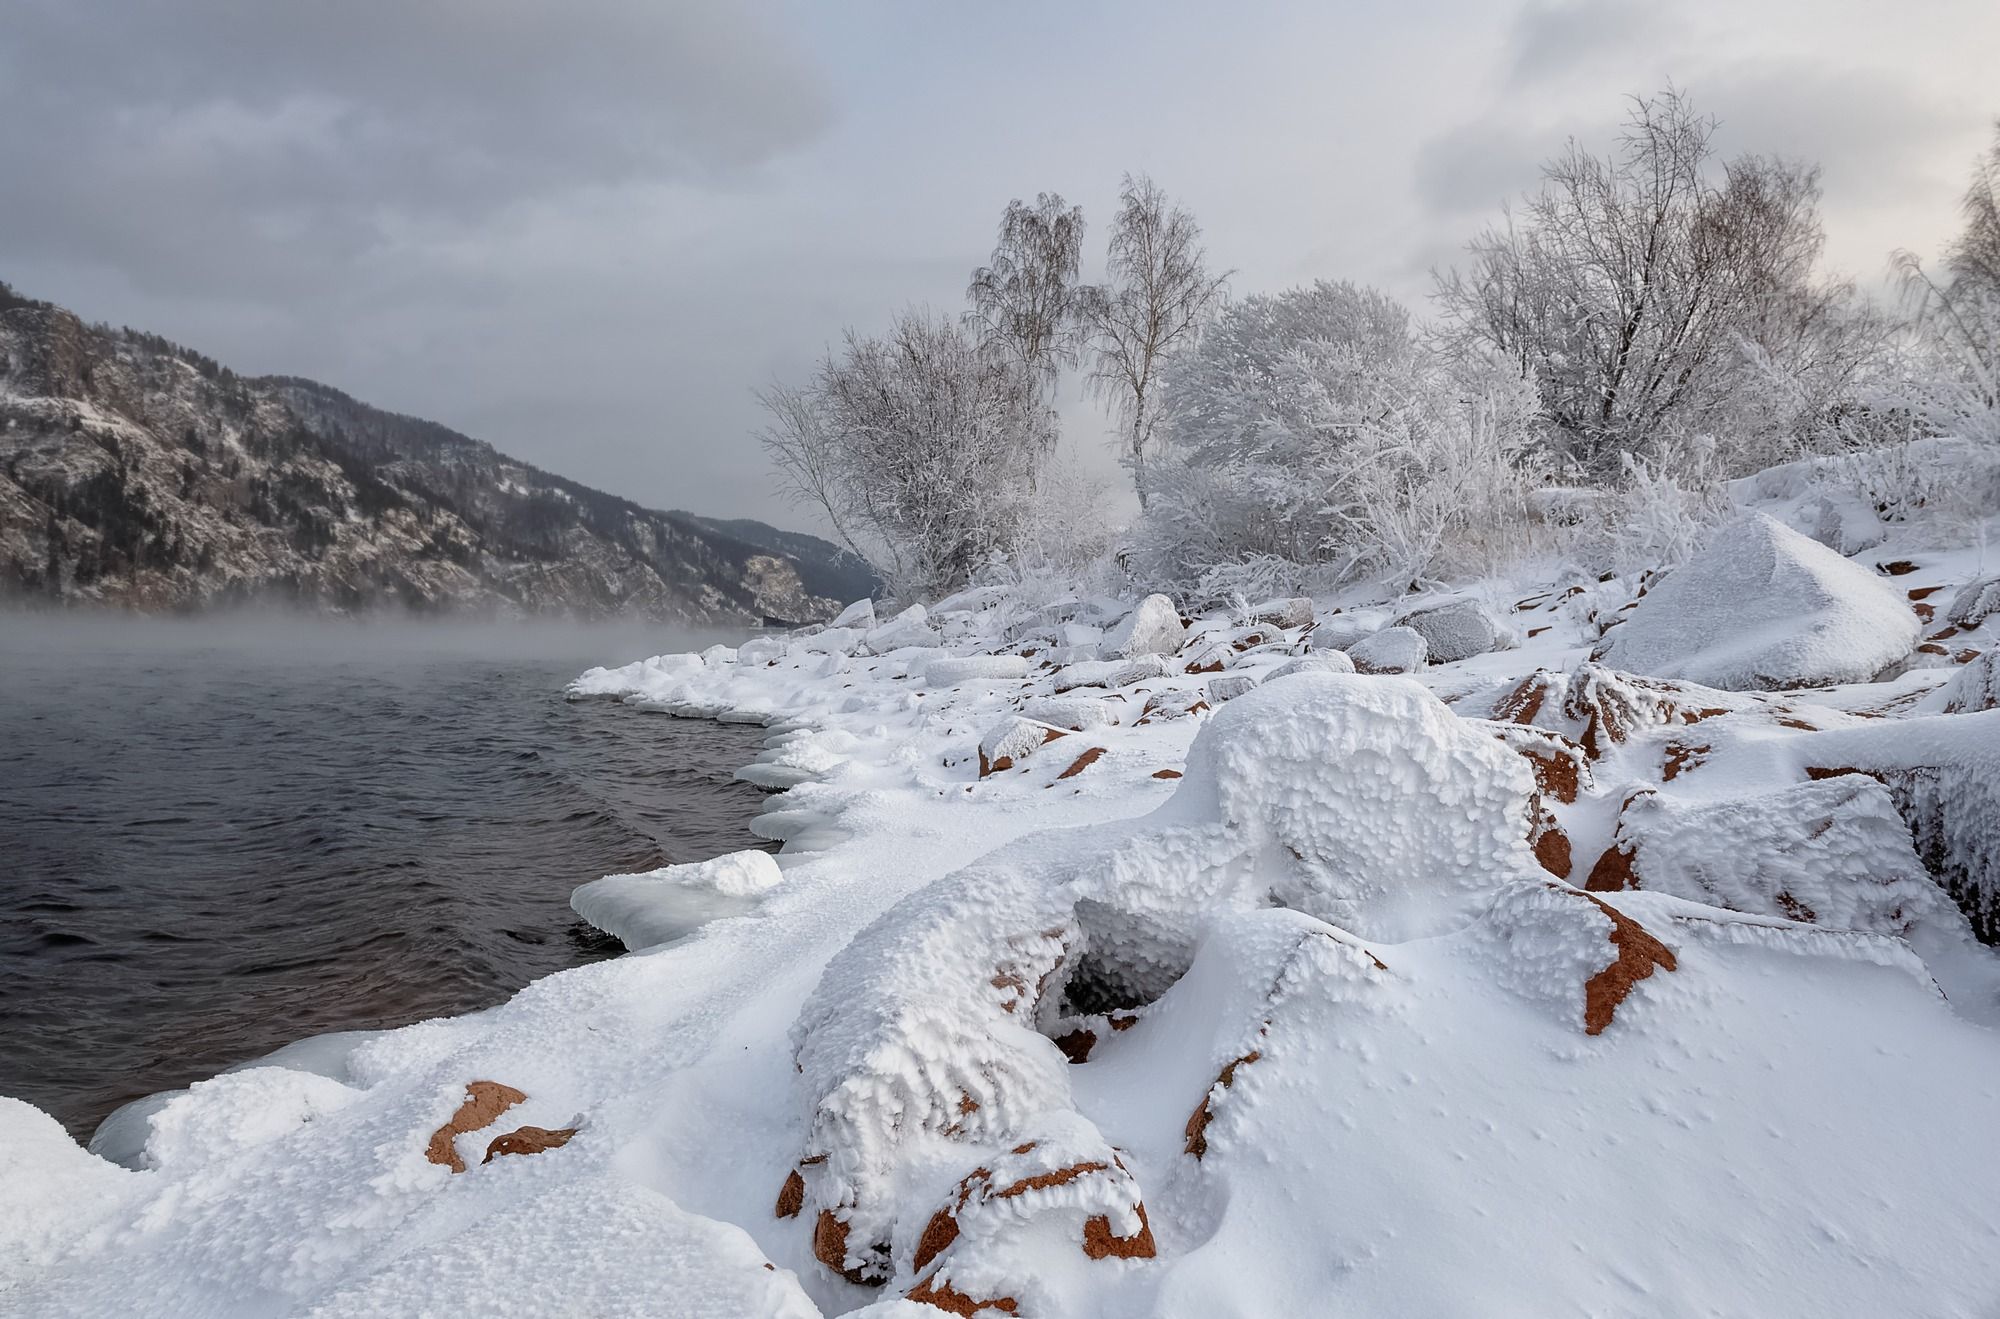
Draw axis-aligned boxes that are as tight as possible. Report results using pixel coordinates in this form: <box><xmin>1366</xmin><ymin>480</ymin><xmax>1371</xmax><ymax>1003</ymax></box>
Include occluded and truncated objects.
<box><xmin>0</xmin><ymin>283</ymin><xmax>873</xmax><ymax>624</ymax></box>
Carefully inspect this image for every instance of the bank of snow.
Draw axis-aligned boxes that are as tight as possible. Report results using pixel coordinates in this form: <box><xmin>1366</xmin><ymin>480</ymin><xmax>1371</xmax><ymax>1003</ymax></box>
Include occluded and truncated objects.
<box><xmin>4</xmin><ymin>468</ymin><xmax>2000</xmax><ymax>1316</ymax></box>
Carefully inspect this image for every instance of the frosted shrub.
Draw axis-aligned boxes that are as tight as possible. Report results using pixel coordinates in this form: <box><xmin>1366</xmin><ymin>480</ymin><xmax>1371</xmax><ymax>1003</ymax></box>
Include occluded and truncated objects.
<box><xmin>1133</xmin><ymin>280</ymin><xmax>1542</xmax><ymax>598</ymax></box>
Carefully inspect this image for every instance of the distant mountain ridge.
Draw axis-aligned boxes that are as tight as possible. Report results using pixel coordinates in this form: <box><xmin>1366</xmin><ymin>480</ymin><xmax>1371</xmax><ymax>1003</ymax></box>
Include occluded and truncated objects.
<box><xmin>0</xmin><ymin>281</ymin><xmax>873</xmax><ymax>623</ymax></box>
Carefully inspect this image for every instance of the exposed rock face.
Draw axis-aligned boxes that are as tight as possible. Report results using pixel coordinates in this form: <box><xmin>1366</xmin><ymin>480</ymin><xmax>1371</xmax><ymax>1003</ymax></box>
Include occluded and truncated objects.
<box><xmin>0</xmin><ymin>289</ymin><xmax>864</xmax><ymax>621</ymax></box>
<box><xmin>1591</xmin><ymin>512</ymin><xmax>1919</xmax><ymax>690</ymax></box>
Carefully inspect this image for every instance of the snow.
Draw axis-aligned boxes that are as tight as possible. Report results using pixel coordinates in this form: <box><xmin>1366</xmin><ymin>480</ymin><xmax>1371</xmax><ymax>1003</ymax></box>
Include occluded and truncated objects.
<box><xmin>1593</xmin><ymin>511</ymin><xmax>1921</xmax><ymax>689</ymax></box>
<box><xmin>7</xmin><ymin>456</ymin><xmax>2000</xmax><ymax>1317</ymax></box>
<box><xmin>571</xmin><ymin>850</ymin><xmax>785</xmax><ymax>951</ymax></box>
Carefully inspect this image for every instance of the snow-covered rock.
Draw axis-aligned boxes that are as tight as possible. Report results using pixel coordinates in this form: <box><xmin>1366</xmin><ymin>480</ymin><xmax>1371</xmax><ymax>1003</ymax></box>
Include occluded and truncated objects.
<box><xmin>1944</xmin><ymin>651</ymin><xmax>2000</xmax><ymax>713</ymax></box>
<box><xmin>1268</xmin><ymin>650</ymin><xmax>1355</xmax><ymax>679</ymax></box>
<box><xmin>1101</xmin><ymin>594</ymin><xmax>1186</xmax><ymax>659</ymax></box>
<box><xmin>1592</xmin><ymin>512</ymin><xmax>1920</xmax><ymax>690</ymax></box>
<box><xmin>1019</xmin><ymin>696</ymin><xmax>1123</xmax><ymax>732</ymax></box>
<box><xmin>570</xmin><ymin>850</ymin><xmax>783</xmax><ymax>951</ymax></box>
<box><xmin>831</xmin><ymin>598</ymin><xmax>878</xmax><ymax>630</ymax></box>
<box><xmin>1310</xmin><ymin>615</ymin><xmax>1375</xmax><ymax>652</ymax></box>
<box><xmin>1394</xmin><ymin>598</ymin><xmax>1507</xmax><ymax>663</ymax></box>
<box><xmin>1584</xmin><ymin>778</ymin><xmax>1952</xmax><ymax>937</ymax></box>
<box><xmin>1250</xmin><ymin>597</ymin><xmax>1315</xmax><ymax>629</ymax></box>
<box><xmin>864</xmin><ymin>604</ymin><xmax>938</xmax><ymax>653</ymax></box>
<box><xmin>925</xmin><ymin>655</ymin><xmax>1031</xmax><ymax>686</ymax></box>
<box><xmin>1947</xmin><ymin>574</ymin><xmax>2000</xmax><ymax>629</ymax></box>
<box><xmin>977</xmin><ymin>717</ymin><xmax>1069</xmax><ymax>776</ymax></box>
<box><xmin>1348</xmin><ymin>625</ymin><xmax>1427</xmax><ymax>674</ymax></box>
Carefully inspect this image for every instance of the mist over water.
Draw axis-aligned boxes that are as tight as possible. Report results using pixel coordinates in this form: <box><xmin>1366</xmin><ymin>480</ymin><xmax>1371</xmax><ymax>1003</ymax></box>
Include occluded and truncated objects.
<box><xmin>0</xmin><ymin>612</ymin><xmax>775</xmax><ymax>1140</ymax></box>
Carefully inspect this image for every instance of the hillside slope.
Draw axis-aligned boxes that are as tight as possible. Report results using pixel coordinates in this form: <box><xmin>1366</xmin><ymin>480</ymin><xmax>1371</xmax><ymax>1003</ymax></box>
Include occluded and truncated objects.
<box><xmin>0</xmin><ymin>285</ymin><xmax>865</xmax><ymax>623</ymax></box>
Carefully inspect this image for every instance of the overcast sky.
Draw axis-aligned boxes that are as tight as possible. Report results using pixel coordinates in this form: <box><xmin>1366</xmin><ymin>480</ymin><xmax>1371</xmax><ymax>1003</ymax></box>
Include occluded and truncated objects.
<box><xmin>4</xmin><ymin>1</ymin><xmax>1995</xmax><ymax>529</ymax></box>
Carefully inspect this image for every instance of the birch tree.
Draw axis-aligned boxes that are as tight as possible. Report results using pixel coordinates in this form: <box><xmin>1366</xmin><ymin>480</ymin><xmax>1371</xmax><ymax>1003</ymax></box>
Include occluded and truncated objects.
<box><xmin>1080</xmin><ymin>174</ymin><xmax>1229</xmax><ymax>506</ymax></box>
<box><xmin>966</xmin><ymin>192</ymin><xmax>1086</xmax><ymax>406</ymax></box>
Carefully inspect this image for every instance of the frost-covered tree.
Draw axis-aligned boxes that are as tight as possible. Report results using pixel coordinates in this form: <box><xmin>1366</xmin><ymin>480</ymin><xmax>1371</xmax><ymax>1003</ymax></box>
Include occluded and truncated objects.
<box><xmin>1135</xmin><ymin>280</ymin><xmax>1541</xmax><ymax>599</ymax></box>
<box><xmin>1079</xmin><ymin>174</ymin><xmax>1229</xmax><ymax>507</ymax></box>
<box><xmin>1890</xmin><ymin>122</ymin><xmax>2000</xmax><ymax>443</ymax></box>
<box><xmin>1435</xmin><ymin>88</ymin><xmax>1876</xmax><ymax>476</ymax></box>
<box><xmin>966</xmin><ymin>193</ymin><xmax>1086</xmax><ymax>408</ymax></box>
<box><xmin>759</xmin><ymin>309</ymin><xmax>1051</xmax><ymax>601</ymax></box>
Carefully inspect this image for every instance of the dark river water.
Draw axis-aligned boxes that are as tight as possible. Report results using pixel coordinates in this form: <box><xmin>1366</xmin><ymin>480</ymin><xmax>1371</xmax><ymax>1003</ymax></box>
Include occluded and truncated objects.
<box><xmin>0</xmin><ymin>614</ymin><xmax>774</xmax><ymax>1141</ymax></box>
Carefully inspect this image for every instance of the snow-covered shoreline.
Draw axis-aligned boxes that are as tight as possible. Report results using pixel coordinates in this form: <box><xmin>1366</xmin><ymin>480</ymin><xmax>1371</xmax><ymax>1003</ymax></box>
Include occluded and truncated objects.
<box><xmin>6</xmin><ymin>486</ymin><xmax>2000</xmax><ymax>1315</ymax></box>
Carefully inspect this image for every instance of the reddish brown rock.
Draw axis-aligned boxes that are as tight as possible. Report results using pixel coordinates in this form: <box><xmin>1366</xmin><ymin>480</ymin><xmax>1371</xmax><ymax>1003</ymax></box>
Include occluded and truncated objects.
<box><xmin>1152</xmin><ymin>768</ymin><xmax>1183</xmax><ymax>779</ymax></box>
<box><xmin>424</xmin><ymin>1080</ymin><xmax>527</xmax><ymax>1174</ymax></box>
<box><xmin>482</xmin><ymin>1124</ymin><xmax>576</xmax><ymax>1164</ymax></box>
<box><xmin>1056</xmin><ymin>747</ymin><xmax>1106</xmax><ymax>780</ymax></box>
<box><xmin>907</xmin><ymin>1275</ymin><xmax>1019</xmax><ymax>1315</ymax></box>
<box><xmin>776</xmin><ymin>1169</ymin><xmax>805</xmax><ymax>1219</ymax></box>
<box><xmin>1082</xmin><ymin>1202</ymin><xmax>1157</xmax><ymax>1260</ymax></box>
<box><xmin>1576</xmin><ymin>892</ymin><xmax>1677</xmax><ymax>1035</ymax></box>
<box><xmin>1185</xmin><ymin>1051</ymin><xmax>1261</xmax><ymax>1159</ymax></box>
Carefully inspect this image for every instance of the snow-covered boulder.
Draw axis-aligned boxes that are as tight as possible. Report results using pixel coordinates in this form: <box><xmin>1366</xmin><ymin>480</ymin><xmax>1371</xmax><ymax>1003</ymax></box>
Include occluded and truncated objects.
<box><xmin>1584</xmin><ymin>779</ymin><xmax>1952</xmax><ymax>938</ymax></box>
<box><xmin>1020</xmin><ymin>695</ymin><xmax>1123</xmax><ymax>732</ymax></box>
<box><xmin>1944</xmin><ymin>651</ymin><xmax>2000</xmax><ymax>714</ymax></box>
<box><xmin>1310</xmin><ymin>615</ymin><xmax>1375</xmax><ymax>653</ymax></box>
<box><xmin>1206</xmin><ymin>674</ymin><xmax>1259</xmax><ymax>704</ymax></box>
<box><xmin>1592</xmin><ymin>512</ymin><xmax>1920</xmax><ymax>690</ymax></box>
<box><xmin>570</xmin><ymin>850</ymin><xmax>783</xmax><ymax>951</ymax></box>
<box><xmin>1947</xmin><ymin>575</ymin><xmax>2000</xmax><ymax>629</ymax></box>
<box><xmin>831</xmin><ymin>597</ymin><xmax>877</xmax><ymax>630</ymax></box>
<box><xmin>1268</xmin><ymin>650</ymin><xmax>1355</xmax><ymax>680</ymax></box>
<box><xmin>1394</xmin><ymin>598</ymin><xmax>1507</xmax><ymax>663</ymax></box>
<box><xmin>1102</xmin><ymin>594</ymin><xmax>1186</xmax><ymax>659</ymax></box>
<box><xmin>784</xmin><ymin>673</ymin><xmax>1543</xmax><ymax>1287</ymax></box>
<box><xmin>925</xmin><ymin>655</ymin><xmax>1031</xmax><ymax>687</ymax></box>
<box><xmin>864</xmin><ymin>604</ymin><xmax>938</xmax><ymax>653</ymax></box>
<box><xmin>1348</xmin><ymin>626</ymin><xmax>1427</xmax><ymax>674</ymax></box>
<box><xmin>794</xmin><ymin>626</ymin><xmax>860</xmax><ymax>655</ymax></box>
<box><xmin>977</xmin><ymin>717</ymin><xmax>1068</xmax><ymax>776</ymax></box>
<box><xmin>1250</xmin><ymin>597</ymin><xmax>1315</xmax><ymax>629</ymax></box>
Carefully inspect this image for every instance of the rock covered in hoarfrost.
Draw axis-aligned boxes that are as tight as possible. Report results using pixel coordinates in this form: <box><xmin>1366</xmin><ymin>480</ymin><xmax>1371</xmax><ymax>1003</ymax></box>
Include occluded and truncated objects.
<box><xmin>1585</xmin><ymin>779</ymin><xmax>1952</xmax><ymax>937</ymax></box>
<box><xmin>1394</xmin><ymin>598</ymin><xmax>1508</xmax><ymax>663</ymax></box>
<box><xmin>1206</xmin><ymin>674</ymin><xmax>1259</xmax><ymax>703</ymax></box>
<box><xmin>1347</xmin><ymin>626</ymin><xmax>1427</xmax><ymax>674</ymax></box>
<box><xmin>793</xmin><ymin>626</ymin><xmax>860</xmax><ymax>655</ymax></box>
<box><xmin>925</xmin><ymin>655</ymin><xmax>1031</xmax><ymax>686</ymax></box>
<box><xmin>1020</xmin><ymin>695</ymin><xmax>1123</xmax><ymax>732</ymax></box>
<box><xmin>570</xmin><ymin>850</ymin><xmax>783</xmax><ymax>950</ymax></box>
<box><xmin>1592</xmin><ymin>512</ymin><xmax>1919</xmax><ymax>690</ymax></box>
<box><xmin>1101</xmin><ymin>594</ymin><xmax>1186</xmax><ymax>659</ymax></box>
<box><xmin>830</xmin><ymin>597</ymin><xmax>877</xmax><ymax>630</ymax></box>
<box><xmin>1947</xmin><ymin>575</ymin><xmax>2000</xmax><ymax>629</ymax></box>
<box><xmin>977</xmin><ymin>717</ymin><xmax>1067</xmax><ymax>776</ymax></box>
<box><xmin>1310</xmin><ymin>615</ymin><xmax>1375</xmax><ymax>653</ymax></box>
<box><xmin>1051</xmin><ymin>654</ymin><xmax>1171</xmax><ymax>693</ymax></box>
<box><xmin>1268</xmin><ymin>650</ymin><xmax>1354</xmax><ymax>680</ymax></box>
<box><xmin>1250</xmin><ymin>597</ymin><xmax>1315</xmax><ymax>629</ymax></box>
<box><xmin>784</xmin><ymin>673</ymin><xmax>1544</xmax><ymax>1281</ymax></box>
<box><xmin>864</xmin><ymin>604</ymin><xmax>938</xmax><ymax>653</ymax></box>
<box><xmin>1944</xmin><ymin>651</ymin><xmax>2000</xmax><ymax>713</ymax></box>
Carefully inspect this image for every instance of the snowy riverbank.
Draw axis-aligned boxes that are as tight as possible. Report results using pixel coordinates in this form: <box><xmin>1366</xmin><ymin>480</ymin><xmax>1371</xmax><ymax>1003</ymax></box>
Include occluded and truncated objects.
<box><xmin>6</xmin><ymin>469</ymin><xmax>2000</xmax><ymax>1316</ymax></box>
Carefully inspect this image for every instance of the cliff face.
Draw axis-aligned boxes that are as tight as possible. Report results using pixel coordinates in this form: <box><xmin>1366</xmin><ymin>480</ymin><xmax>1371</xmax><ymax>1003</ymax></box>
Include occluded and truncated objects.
<box><xmin>0</xmin><ymin>289</ymin><xmax>868</xmax><ymax>623</ymax></box>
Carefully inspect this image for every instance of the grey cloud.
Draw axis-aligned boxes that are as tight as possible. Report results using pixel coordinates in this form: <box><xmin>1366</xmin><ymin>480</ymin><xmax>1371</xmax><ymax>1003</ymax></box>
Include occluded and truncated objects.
<box><xmin>1507</xmin><ymin>1</ymin><xmax>1661</xmax><ymax>85</ymax></box>
<box><xmin>1412</xmin><ymin>121</ymin><xmax>1562</xmax><ymax>216</ymax></box>
<box><xmin>0</xmin><ymin>0</ymin><xmax>834</xmax><ymax>298</ymax></box>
